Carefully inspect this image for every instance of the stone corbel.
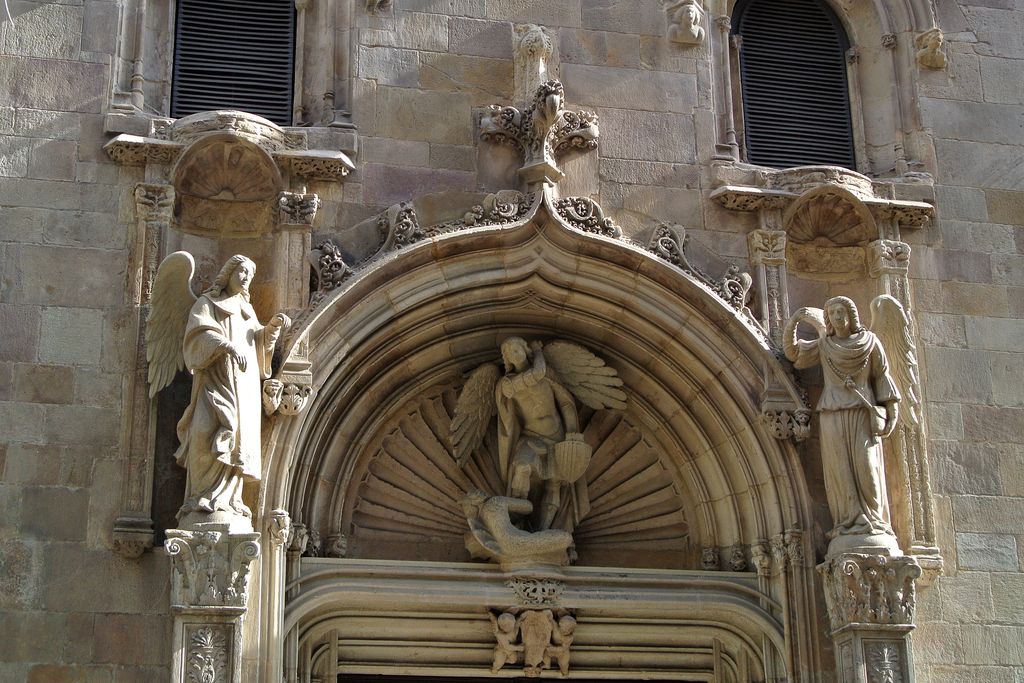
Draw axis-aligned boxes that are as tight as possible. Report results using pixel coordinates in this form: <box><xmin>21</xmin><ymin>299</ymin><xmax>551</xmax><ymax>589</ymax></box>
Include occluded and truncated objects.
<box><xmin>819</xmin><ymin>554</ymin><xmax>922</xmax><ymax>683</ymax></box>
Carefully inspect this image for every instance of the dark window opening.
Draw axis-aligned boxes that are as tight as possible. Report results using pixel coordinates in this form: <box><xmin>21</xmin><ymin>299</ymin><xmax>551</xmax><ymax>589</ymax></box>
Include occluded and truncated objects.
<box><xmin>732</xmin><ymin>0</ymin><xmax>856</xmax><ymax>169</ymax></box>
<box><xmin>171</xmin><ymin>0</ymin><xmax>296</xmax><ymax>125</ymax></box>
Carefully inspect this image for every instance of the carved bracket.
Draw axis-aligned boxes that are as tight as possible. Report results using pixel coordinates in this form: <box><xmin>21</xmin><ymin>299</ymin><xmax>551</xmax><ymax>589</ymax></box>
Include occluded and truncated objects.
<box><xmin>489</xmin><ymin>608</ymin><xmax>576</xmax><ymax>677</ymax></box>
<box><xmin>164</xmin><ymin>527</ymin><xmax>262</xmax><ymax>610</ymax></box>
<box><xmin>761</xmin><ymin>408</ymin><xmax>812</xmax><ymax>441</ymax></box>
<box><xmin>867</xmin><ymin>239</ymin><xmax>911</xmax><ymax>279</ymax></box>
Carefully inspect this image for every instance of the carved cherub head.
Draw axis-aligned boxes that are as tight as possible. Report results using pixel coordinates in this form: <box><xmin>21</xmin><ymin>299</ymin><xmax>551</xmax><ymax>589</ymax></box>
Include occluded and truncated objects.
<box><xmin>557</xmin><ymin>615</ymin><xmax>576</xmax><ymax>636</ymax></box>
<box><xmin>496</xmin><ymin>612</ymin><xmax>517</xmax><ymax>633</ymax></box>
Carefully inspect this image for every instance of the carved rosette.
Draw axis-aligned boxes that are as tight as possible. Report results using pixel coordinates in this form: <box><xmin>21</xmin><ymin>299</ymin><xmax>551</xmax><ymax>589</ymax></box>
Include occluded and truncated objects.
<box><xmin>819</xmin><ymin>553</ymin><xmax>921</xmax><ymax>632</ymax></box>
<box><xmin>164</xmin><ymin>528</ymin><xmax>262</xmax><ymax>610</ymax></box>
<box><xmin>278</xmin><ymin>190</ymin><xmax>320</xmax><ymax>226</ymax></box>
<box><xmin>867</xmin><ymin>240</ymin><xmax>911</xmax><ymax>279</ymax></box>
<box><xmin>553</xmin><ymin>197</ymin><xmax>622</xmax><ymax>237</ymax></box>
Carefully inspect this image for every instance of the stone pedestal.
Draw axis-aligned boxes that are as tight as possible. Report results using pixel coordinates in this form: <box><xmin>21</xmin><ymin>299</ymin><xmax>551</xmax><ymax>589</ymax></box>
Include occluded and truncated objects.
<box><xmin>165</xmin><ymin>525</ymin><xmax>262</xmax><ymax>683</ymax></box>
<box><xmin>819</xmin><ymin>553</ymin><xmax>922</xmax><ymax>683</ymax></box>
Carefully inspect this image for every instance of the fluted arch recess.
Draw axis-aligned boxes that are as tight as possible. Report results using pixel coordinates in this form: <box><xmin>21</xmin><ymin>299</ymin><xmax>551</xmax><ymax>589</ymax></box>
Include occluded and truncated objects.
<box><xmin>261</xmin><ymin>206</ymin><xmax>812</xmax><ymax>565</ymax></box>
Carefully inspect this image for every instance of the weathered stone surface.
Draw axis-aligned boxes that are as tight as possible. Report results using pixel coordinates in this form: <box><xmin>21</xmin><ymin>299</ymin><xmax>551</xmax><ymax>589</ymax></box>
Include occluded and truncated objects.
<box><xmin>986</xmin><ymin>189</ymin><xmax>1024</xmax><ymax>225</ymax></box>
<box><xmin>7</xmin><ymin>245</ymin><xmax>124</xmax><ymax>308</ymax></box>
<box><xmin>429</xmin><ymin>143</ymin><xmax>475</xmax><ymax>171</ymax></box>
<box><xmin>954</xmin><ymin>495</ymin><xmax>1024</xmax><ymax>535</ymax></box>
<box><xmin>0</xmin><ymin>2</ymin><xmax>82</xmax><ymax>59</ymax></box>
<box><xmin>599</xmin><ymin>158</ymin><xmax>698</xmax><ymax>188</ymax></box>
<box><xmin>94</xmin><ymin>613</ymin><xmax>171</xmax><ymax>666</ymax></box>
<box><xmin>420</xmin><ymin>53</ymin><xmax>513</xmax><ymax>99</ymax></box>
<box><xmin>38</xmin><ymin>307</ymin><xmax>103</xmax><ymax>366</ymax></box>
<box><xmin>638</xmin><ymin>35</ymin><xmax>698</xmax><ymax>73</ymax></box>
<box><xmin>376</xmin><ymin>86</ymin><xmax>473</xmax><ymax>144</ymax></box>
<box><xmin>582</xmin><ymin>0</ymin><xmax>664</xmax><ymax>36</ymax></box>
<box><xmin>940</xmin><ymin>220</ymin><xmax>1017</xmax><ymax>255</ymax></box>
<box><xmin>0</xmin><ymin>539</ymin><xmax>35</xmax><ymax>609</ymax></box>
<box><xmin>361</xmin><ymin>10</ymin><xmax>449</xmax><ymax>52</ymax></box>
<box><xmin>595</xmin><ymin>107</ymin><xmax>695</xmax><ymax>163</ymax></box>
<box><xmin>0</xmin><ymin>135</ymin><xmax>30</xmax><ymax>176</ymax></box>
<box><xmin>962</xmin><ymin>624</ymin><xmax>1024</xmax><ymax>665</ymax></box>
<box><xmin>0</xmin><ymin>57</ymin><xmax>107</xmax><ymax>114</ymax></box>
<box><xmin>13</xmin><ymin>364</ymin><xmax>74</xmax><ymax>405</ymax></box>
<box><xmin>933</xmin><ymin>442</ymin><xmax>1004</xmax><ymax>496</ymax></box>
<box><xmin>26</xmin><ymin>139</ymin><xmax>77</xmax><ymax>180</ymax></box>
<box><xmin>0</xmin><ymin>401</ymin><xmax>45</xmax><ymax>444</ymax></box>
<box><xmin>398</xmin><ymin>0</ymin><xmax>486</xmax><ymax>17</ymax></box>
<box><xmin>921</xmin><ymin>99</ymin><xmax>1024</xmax><ymax>145</ymax></box>
<box><xmin>0</xmin><ymin>609</ymin><xmax>66</xmax><ymax>661</ymax></box>
<box><xmin>81</xmin><ymin>1</ymin><xmax>119</xmax><ymax>55</ymax></box>
<box><xmin>44</xmin><ymin>404</ymin><xmax>119</xmax><ymax>447</ymax></box>
<box><xmin>3</xmin><ymin>444</ymin><xmax>60</xmax><ymax>486</ymax></box>
<box><xmin>41</xmin><ymin>546</ymin><xmax>169</xmax><ymax>613</ymax></box>
<box><xmin>922</xmin><ymin>347</ymin><xmax>994</xmax><ymax>403</ymax></box>
<box><xmin>21</xmin><ymin>485</ymin><xmax>89</xmax><ymax>541</ymax></box>
<box><xmin>358</xmin><ymin>46</ymin><xmax>421</xmax><ymax>88</ymax></box>
<box><xmin>361</xmin><ymin>163</ymin><xmax>475</xmax><ymax>205</ymax></box>
<box><xmin>990</xmin><ymin>574</ymin><xmax>1024</xmax><ymax>622</ymax></box>
<box><xmin>0</xmin><ymin>304</ymin><xmax>40</xmax><ymax>362</ymax></box>
<box><xmin>919</xmin><ymin>312</ymin><xmax>967</xmax><ymax>348</ymax></box>
<box><xmin>482</xmin><ymin>0</ymin><xmax>581</xmax><ymax>26</ymax></box>
<box><xmin>563</xmin><ymin>64</ymin><xmax>697</xmax><ymax>114</ymax></box>
<box><xmin>980</xmin><ymin>56</ymin><xmax>1024</xmax><ymax>104</ymax></box>
<box><xmin>911</xmin><ymin>246</ymin><xmax>993</xmax><ymax>283</ymax></box>
<box><xmin>993</xmin><ymin>254</ymin><xmax>1024</xmax><ymax>285</ymax></box>
<box><xmin>449</xmin><ymin>17</ymin><xmax>511</xmax><ymax>58</ymax></box>
<box><xmin>956</xmin><ymin>532</ymin><xmax>1019</xmax><ymax>571</ymax></box>
<box><xmin>935</xmin><ymin>139</ymin><xmax>1024</xmax><ymax>191</ymax></box>
<box><xmin>963</xmin><ymin>6</ymin><xmax>1024</xmax><ymax>59</ymax></box>
<box><xmin>560</xmin><ymin>28</ymin><xmax>640</xmax><ymax>68</ymax></box>
<box><xmin>926</xmin><ymin>402</ymin><xmax>964</xmax><ymax>440</ymax></box>
<box><xmin>938</xmin><ymin>572</ymin><xmax>994</xmax><ymax>623</ymax></box>
<box><xmin>935</xmin><ymin>185</ymin><xmax>990</xmax><ymax>221</ymax></box>
<box><xmin>964</xmin><ymin>316</ymin><xmax>1024</xmax><ymax>352</ymax></box>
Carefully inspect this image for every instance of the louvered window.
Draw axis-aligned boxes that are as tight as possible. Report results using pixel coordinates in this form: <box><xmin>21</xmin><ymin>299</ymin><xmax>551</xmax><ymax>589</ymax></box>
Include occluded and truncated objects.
<box><xmin>732</xmin><ymin>0</ymin><xmax>855</xmax><ymax>169</ymax></box>
<box><xmin>171</xmin><ymin>0</ymin><xmax>296</xmax><ymax>126</ymax></box>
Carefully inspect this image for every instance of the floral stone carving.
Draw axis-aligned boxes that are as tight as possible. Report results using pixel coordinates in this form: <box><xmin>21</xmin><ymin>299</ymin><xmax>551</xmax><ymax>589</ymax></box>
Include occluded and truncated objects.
<box><xmin>507</xmin><ymin>577</ymin><xmax>565</xmax><ymax>606</ymax></box>
<box><xmin>490</xmin><ymin>609</ymin><xmax>576</xmax><ymax>677</ymax></box>
<box><xmin>480</xmin><ymin>79</ymin><xmax>599</xmax><ymax>185</ymax></box>
<box><xmin>147</xmin><ymin>252</ymin><xmax>290</xmax><ymax>530</ymax></box>
<box><xmin>165</xmin><ymin>528</ymin><xmax>261</xmax><ymax>610</ymax></box>
<box><xmin>647</xmin><ymin>223</ymin><xmax>754</xmax><ymax>313</ymax></box>
<box><xmin>553</xmin><ymin>197</ymin><xmax>621</xmax><ymax>237</ymax></box>
<box><xmin>451</xmin><ymin>338</ymin><xmax>626</xmax><ymax>568</ymax></box>
<box><xmin>186</xmin><ymin>625</ymin><xmax>229</xmax><ymax>683</ymax></box>
<box><xmin>785</xmin><ymin>296</ymin><xmax>914</xmax><ymax>557</ymax></box>
<box><xmin>819</xmin><ymin>553</ymin><xmax>921</xmax><ymax>630</ymax></box>
<box><xmin>278</xmin><ymin>190</ymin><xmax>320</xmax><ymax>225</ymax></box>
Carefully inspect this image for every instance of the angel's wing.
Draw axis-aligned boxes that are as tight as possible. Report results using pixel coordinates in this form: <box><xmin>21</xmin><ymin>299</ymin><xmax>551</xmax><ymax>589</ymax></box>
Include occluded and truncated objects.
<box><xmin>450</xmin><ymin>363</ymin><xmax>501</xmax><ymax>466</ymax></box>
<box><xmin>870</xmin><ymin>295</ymin><xmax>921</xmax><ymax>426</ymax></box>
<box><xmin>145</xmin><ymin>251</ymin><xmax>198</xmax><ymax>397</ymax></box>
<box><xmin>543</xmin><ymin>341</ymin><xmax>627</xmax><ymax>410</ymax></box>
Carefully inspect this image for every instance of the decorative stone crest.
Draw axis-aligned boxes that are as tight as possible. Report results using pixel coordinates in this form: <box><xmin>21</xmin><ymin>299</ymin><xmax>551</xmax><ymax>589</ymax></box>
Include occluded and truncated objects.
<box><xmin>761</xmin><ymin>408</ymin><xmax>812</xmax><ymax>441</ymax></box>
<box><xmin>867</xmin><ymin>240</ymin><xmax>911</xmax><ymax>278</ymax></box>
<box><xmin>915</xmin><ymin>28</ymin><xmax>947</xmax><ymax>69</ymax></box>
<box><xmin>278</xmin><ymin>190</ymin><xmax>320</xmax><ymax>226</ymax></box>
<box><xmin>489</xmin><ymin>609</ymin><xmax>576</xmax><ymax>677</ymax></box>
<box><xmin>553</xmin><ymin>197</ymin><xmax>621</xmax><ymax>237</ymax></box>
<box><xmin>662</xmin><ymin>0</ymin><xmax>705</xmax><ymax>44</ymax></box>
<box><xmin>461</xmin><ymin>190</ymin><xmax>535</xmax><ymax>226</ymax></box>
<box><xmin>819</xmin><ymin>553</ymin><xmax>921</xmax><ymax>631</ymax></box>
<box><xmin>507</xmin><ymin>577</ymin><xmax>565</xmax><ymax>606</ymax></box>
<box><xmin>165</xmin><ymin>528</ymin><xmax>262</xmax><ymax>610</ymax></box>
<box><xmin>479</xmin><ymin>80</ymin><xmax>599</xmax><ymax>185</ymax></box>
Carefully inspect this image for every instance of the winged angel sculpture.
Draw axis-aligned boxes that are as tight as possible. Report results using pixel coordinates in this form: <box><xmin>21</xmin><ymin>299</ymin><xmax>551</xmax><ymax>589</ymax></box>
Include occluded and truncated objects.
<box><xmin>784</xmin><ymin>295</ymin><xmax>920</xmax><ymax>557</ymax></box>
<box><xmin>451</xmin><ymin>338</ymin><xmax>626</xmax><ymax>567</ymax></box>
<box><xmin>147</xmin><ymin>252</ymin><xmax>289</xmax><ymax>530</ymax></box>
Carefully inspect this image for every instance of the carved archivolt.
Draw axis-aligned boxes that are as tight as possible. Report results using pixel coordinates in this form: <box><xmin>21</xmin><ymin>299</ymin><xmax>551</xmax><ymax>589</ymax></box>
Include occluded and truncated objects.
<box><xmin>345</xmin><ymin>388</ymin><xmax>689</xmax><ymax>566</ymax></box>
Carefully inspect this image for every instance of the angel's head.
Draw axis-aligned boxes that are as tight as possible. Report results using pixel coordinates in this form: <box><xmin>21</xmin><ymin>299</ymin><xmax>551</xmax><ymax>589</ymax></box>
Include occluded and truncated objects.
<box><xmin>500</xmin><ymin>336</ymin><xmax>530</xmax><ymax>373</ymax></box>
<box><xmin>824</xmin><ymin>296</ymin><xmax>863</xmax><ymax>338</ymax></box>
<box><xmin>206</xmin><ymin>255</ymin><xmax>256</xmax><ymax>300</ymax></box>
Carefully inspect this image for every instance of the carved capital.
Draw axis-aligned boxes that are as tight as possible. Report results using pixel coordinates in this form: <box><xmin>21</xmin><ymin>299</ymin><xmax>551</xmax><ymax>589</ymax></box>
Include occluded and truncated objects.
<box><xmin>266</xmin><ymin>509</ymin><xmax>291</xmax><ymax>547</ymax></box>
<box><xmin>728</xmin><ymin>544</ymin><xmax>748</xmax><ymax>571</ymax></box>
<box><xmin>747</xmin><ymin>229</ymin><xmax>787</xmax><ymax>266</ymax></box>
<box><xmin>278</xmin><ymin>190</ymin><xmax>320</xmax><ymax>226</ymax></box>
<box><xmin>134</xmin><ymin>184</ymin><xmax>175</xmax><ymax>224</ymax></box>
<box><xmin>867</xmin><ymin>239</ymin><xmax>911</xmax><ymax>278</ymax></box>
<box><xmin>701</xmin><ymin>546</ymin><xmax>720</xmax><ymax>570</ymax></box>
<box><xmin>818</xmin><ymin>553</ymin><xmax>922</xmax><ymax>632</ymax></box>
<box><xmin>751</xmin><ymin>541</ymin><xmax>772</xmax><ymax>577</ymax></box>
<box><xmin>325</xmin><ymin>533</ymin><xmax>348</xmax><ymax>558</ymax></box>
<box><xmin>279</xmin><ymin>383</ymin><xmax>313</xmax><ymax>416</ymax></box>
<box><xmin>288</xmin><ymin>522</ymin><xmax>310</xmax><ymax>555</ymax></box>
<box><xmin>165</xmin><ymin>528</ymin><xmax>262</xmax><ymax>610</ymax></box>
<box><xmin>881</xmin><ymin>33</ymin><xmax>897</xmax><ymax>49</ymax></box>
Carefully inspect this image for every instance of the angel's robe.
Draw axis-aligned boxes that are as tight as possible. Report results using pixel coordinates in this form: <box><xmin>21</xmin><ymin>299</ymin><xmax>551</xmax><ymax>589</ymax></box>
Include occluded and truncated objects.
<box><xmin>790</xmin><ymin>330</ymin><xmax>900</xmax><ymax>539</ymax></box>
<box><xmin>174</xmin><ymin>290</ymin><xmax>277</xmax><ymax>519</ymax></box>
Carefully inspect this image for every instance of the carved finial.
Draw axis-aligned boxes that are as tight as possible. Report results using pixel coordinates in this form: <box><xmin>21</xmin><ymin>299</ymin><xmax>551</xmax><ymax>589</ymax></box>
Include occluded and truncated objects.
<box><xmin>513</xmin><ymin>24</ymin><xmax>556</xmax><ymax>104</ymax></box>
<box><xmin>915</xmin><ymin>28</ymin><xmax>947</xmax><ymax>69</ymax></box>
<box><xmin>662</xmin><ymin>0</ymin><xmax>705</xmax><ymax>45</ymax></box>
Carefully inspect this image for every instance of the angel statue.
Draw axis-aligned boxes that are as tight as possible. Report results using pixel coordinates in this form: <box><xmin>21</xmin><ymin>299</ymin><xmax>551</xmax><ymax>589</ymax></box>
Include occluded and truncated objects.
<box><xmin>147</xmin><ymin>252</ymin><xmax>290</xmax><ymax>531</ymax></box>
<box><xmin>451</xmin><ymin>338</ymin><xmax>626</xmax><ymax>558</ymax></box>
<box><xmin>784</xmin><ymin>295</ymin><xmax>914</xmax><ymax>557</ymax></box>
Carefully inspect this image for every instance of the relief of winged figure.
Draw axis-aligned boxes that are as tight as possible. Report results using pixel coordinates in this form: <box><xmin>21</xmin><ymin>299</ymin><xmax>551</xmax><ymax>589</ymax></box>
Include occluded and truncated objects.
<box><xmin>147</xmin><ymin>252</ymin><xmax>290</xmax><ymax>530</ymax></box>
<box><xmin>783</xmin><ymin>295</ymin><xmax>919</xmax><ymax>557</ymax></box>
<box><xmin>450</xmin><ymin>338</ymin><xmax>627</xmax><ymax>557</ymax></box>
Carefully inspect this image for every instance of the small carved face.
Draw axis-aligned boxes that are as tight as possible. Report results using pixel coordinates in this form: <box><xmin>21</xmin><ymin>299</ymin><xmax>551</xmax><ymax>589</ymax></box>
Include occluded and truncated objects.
<box><xmin>827</xmin><ymin>302</ymin><xmax>853</xmax><ymax>337</ymax></box>
<box><xmin>501</xmin><ymin>337</ymin><xmax>530</xmax><ymax>371</ymax></box>
<box><xmin>497</xmin><ymin>613</ymin><xmax>516</xmax><ymax>633</ymax></box>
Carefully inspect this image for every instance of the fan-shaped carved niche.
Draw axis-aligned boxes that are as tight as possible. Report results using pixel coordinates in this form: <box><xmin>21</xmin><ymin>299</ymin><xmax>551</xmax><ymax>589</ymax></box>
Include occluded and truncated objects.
<box><xmin>783</xmin><ymin>186</ymin><xmax>877</xmax><ymax>247</ymax></box>
<box><xmin>172</xmin><ymin>132</ymin><xmax>282</xmax><ymax>236</ymax></box>
<box><xmin>342</xmin><ymin>387</ymin><xmax>692</xmax><ymax>569</ymax></box>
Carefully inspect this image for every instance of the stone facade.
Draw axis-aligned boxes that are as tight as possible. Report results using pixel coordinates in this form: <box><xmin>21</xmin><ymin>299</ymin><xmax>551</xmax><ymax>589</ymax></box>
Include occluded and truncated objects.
<box><xmin>0</xmin><ymin>1</ymin><xmax>1022</xmax><ymax>682</ymax></box>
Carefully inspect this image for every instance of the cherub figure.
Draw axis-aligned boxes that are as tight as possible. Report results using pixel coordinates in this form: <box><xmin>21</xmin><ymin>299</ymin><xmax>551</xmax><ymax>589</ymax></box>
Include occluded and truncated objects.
<box><xmin>544</xmin><ymin>615</ymin><xmax>577</xmax><ymax>676</ymax></box>
<box><xmin>147</xmin><ymin>252</ymin><xmax>289</xmax><ymax>528</ymax></box>
<box><xmin>489</xmin><ymin>611</ymin><xmax>522</xmax><ymax>673</ymax></box>
<box><xmin>784</xmin><ymin>296</ymin><xmax>914</xmax><ymax>556</ymax></box>
<box><xmin>451</xmin><ymin>338</ymin><xmax>626</xmax><ymax>537</ymax></box>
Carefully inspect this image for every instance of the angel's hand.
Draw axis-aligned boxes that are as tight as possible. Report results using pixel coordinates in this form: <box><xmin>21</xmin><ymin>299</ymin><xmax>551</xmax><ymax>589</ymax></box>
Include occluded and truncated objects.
<box><xmin>269</xmin><ymin>313</ymin><xmax>291</xmax><ymax>329</ymax></box>
<box><xmin>882</xmin><ymin>402</ymin><xmax>899</xmax><ymax>438</ymax></box>
<box><xmin>226</xmin><ymin>343</ymin><xmax>248</xmax><ymax>372</ymax></box>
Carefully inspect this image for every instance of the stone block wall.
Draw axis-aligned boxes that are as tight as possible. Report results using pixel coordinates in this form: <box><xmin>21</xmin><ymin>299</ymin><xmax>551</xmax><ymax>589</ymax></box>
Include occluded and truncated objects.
<box><xmin>0</xmin><ymin>0</ymin><xmax>1021</xmax><ymax>681</ymax></box>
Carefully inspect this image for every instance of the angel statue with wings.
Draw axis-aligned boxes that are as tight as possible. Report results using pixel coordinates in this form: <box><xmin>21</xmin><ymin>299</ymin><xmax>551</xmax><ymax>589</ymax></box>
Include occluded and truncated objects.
<box><xmin>147</xmin><ymin>252</ymin><xmax>290</xmax><ymax>530</ymax></box>
<box><xmin>451</xmin><ymin>338</ymin><xmax>626</xmax><ymax>560</ymax></box>
<box><xmin>784</xmin><ymin>295</ymin><xmax>917</xmax><ymax>557</ymax></box>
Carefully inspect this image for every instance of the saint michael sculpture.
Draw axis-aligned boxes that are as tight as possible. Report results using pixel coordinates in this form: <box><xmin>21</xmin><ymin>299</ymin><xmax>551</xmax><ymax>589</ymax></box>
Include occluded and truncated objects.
<box><xmin>451</xmin><ymin>338</ymin><xmax>626</xmax><ymax>567</ymax></box>
<box><xmin>147</xmin><ymin>252</ymin><xmax>290</xmax><ymax>531</ymax></box>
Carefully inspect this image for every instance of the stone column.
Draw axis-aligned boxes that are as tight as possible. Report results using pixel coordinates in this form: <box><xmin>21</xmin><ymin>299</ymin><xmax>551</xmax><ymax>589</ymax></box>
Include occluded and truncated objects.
<box><xmin>819</xmin><ymin>554</ymin><xmax>922</xmax><ymax>683</ymax></box>
<box><xmin>113</xmin><ymin>183</ymin><xmax>175</xmax><ymax>557</ymax></box>
<box><xmin>165</xmin><ymin>525</ymin><xmax>262</xmax><ymax>683</ymax></box>
<box><xmin>276</xmin><ymin>189</ymin><xmax>320</xmax><ymax>311</ymax></box>
<box><xmin>747</xmin><ymin>228</ymin><xmax>789</xmax><ymax>345</ymax></box>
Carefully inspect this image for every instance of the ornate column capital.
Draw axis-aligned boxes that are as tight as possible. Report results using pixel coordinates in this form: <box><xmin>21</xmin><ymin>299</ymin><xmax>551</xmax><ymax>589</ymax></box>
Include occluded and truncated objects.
<box><xmin>867</xmin><ymin>239</ymin><xmax>911</xmax><ymax>278</ymax></box>
<box><xmin>747</xmin><ymin>229</ymin><xmax>787</xmax><ymax>266</ymax></box>
<box><xmin>266</xmin><ymin>509</ymin><xmax>291</xmax><ymax>547</ymax></box>
<box><xmin>134</xmin><ymin>183</ymin><xmax>175</xmax><ymax>224</ymax></box>
<box><xmin>278</xmin><ymin>190</ymin><xmax>320</xmax><ymax>226</ymax></box>
<box><xmin>165</xmin><ymin>527</ymin><xmax>262</xmax><ymax>611</ymax></box>
<box><xmin>819</xmin><ymin>553</ymin><xmax>921</xmax><ymax>632</ymax></box>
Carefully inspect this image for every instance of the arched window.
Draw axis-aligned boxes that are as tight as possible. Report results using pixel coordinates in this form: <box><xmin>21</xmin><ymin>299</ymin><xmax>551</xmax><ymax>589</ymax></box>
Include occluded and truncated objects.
<box><xmin>171</xmin><ymin>0</ymin><xmax>296</xmax><ymax>125</ymax></box>
<box><xmin>731</xmin><ymin>0</ymin><xmax>855</xmax><ymax>169</ymax></box>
